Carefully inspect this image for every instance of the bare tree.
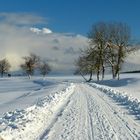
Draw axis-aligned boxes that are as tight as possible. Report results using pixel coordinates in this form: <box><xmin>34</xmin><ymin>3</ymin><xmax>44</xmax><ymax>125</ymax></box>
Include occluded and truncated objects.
<box><xmin>75</xmin><ymin>56</ymin><xmax>93</xmax><ymax>82</ymax></box>
<box><xmin>75</xmin><ymin>47</ymin><xmax>101</xmax><ymax>81</ymax></box>
<box><xmin>105</xmin><ymin>42</ymin><xmax>119</xmax><ymax>79</ymax></box>
<box><xmin>0</xmin><ymin>58</ymin><xmax>11</xmax><ymax>77</ymax></box>
<box><xmin>39</xmin><ymin>61</ymin><xmax>51</xmax><ymax>77</ymax></box>
<box><xmin>20</xmin><ymin>53</ymin><xmax>40</xmax><ymax>79</ymax></box>
<box><xmin>76</xmin><ymin>22</ymin><xmax>132</xmax><ymax>81</ymax></box>
<box><xmin>88</xmin><ymin>22</ymin><xmax>117</xmax><ymax>79</ymax></box>
<box><xmin>88</xmin><ymin>22</ymin><xmax>131</xmax><ymax>80</ymax></box>
<box><xmin>108</xmin><ymin>22</ymin><xmax>131</xmax><ymax>79</ymax></box>
<box><xmin>88</xmin><ymin>22</ymin><xmax>109</xmax><ymax>80</ymax></box>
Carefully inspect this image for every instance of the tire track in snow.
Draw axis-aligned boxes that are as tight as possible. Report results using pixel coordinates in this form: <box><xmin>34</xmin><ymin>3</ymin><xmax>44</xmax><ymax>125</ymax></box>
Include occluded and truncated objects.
<box><xmin>41</xmin><ymin>84</ymin><xmax>115</xmax><ymax>140</ymax></box>
<box><xmin>40</xmin><ymin>85</ymin><xmax>90</xmax><ymax>140</ymax></box>
<box><xmin>81</xmin><ymin>86</ymin><xmax>116</xmax><ymax>140</ymax></box>
<box><xmin>40</xmin><ymin>83</ymin><xmax>140</xmax><ymax>140</ymax></box>
<box><xmin>85</xmin><ymin>84</ymin><xmax>140</xmax><ymax>139</ymax></box>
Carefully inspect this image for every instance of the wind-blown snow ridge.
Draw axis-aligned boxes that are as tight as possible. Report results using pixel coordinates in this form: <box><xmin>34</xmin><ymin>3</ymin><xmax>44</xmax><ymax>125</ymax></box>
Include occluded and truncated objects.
<box><xmin>0</xmin><ymin>83</ymin><xmax>75</xmax><ymax>140</ymax></box>
<box><xmin>89</xmin><ymin>83</ymin><xmax>140</xmax><ymax>119</ymax></box>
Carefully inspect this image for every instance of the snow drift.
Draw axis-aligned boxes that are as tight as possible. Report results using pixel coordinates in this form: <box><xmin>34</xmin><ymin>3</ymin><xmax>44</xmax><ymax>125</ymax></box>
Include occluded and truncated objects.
<box><xmin>89</xmin><ymin>83</ymin><xmax>140</xmax><ymax>119</ymax></box>
<box><xmin>0</xmin><ymin>83</ymin><xmax>75</xmax><ymax>140</ymax></box>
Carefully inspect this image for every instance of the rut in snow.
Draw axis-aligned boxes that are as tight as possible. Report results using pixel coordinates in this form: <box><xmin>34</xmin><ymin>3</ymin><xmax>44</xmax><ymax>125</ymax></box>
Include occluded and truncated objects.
<box><xmin>41</xmin><ymin>83</ymin><xmax>140</xmax><ymax>140</ymax></box>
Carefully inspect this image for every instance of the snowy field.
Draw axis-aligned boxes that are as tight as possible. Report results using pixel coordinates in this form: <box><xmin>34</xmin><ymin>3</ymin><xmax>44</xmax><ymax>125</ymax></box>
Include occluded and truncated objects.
<box><xmin>95</xmin><ymin>73</ymin><xmax>140</xmax><ymax>99</ymax></box>
<box><xmin>0</xmin><ymin>73</ymin><xmax>140</xmax><ymax>139</ymax></box>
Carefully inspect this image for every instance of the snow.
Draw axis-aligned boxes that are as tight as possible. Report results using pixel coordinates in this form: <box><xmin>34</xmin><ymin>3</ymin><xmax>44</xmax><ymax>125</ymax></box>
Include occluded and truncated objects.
<box><xmin>89</xmin><ymin>82</ymin><xmax>140</xmax><ymax>120</ymax></box>
<box><xmin>94</xmin><ymin>73</ymin><xmax>140</xmax><ymax>99</ymax></box>
<box><xmin>0</xmin><ymin>73</ymin><xmax>140</xmax><ymax>139</ymax></box>
<box><xmin>38</xmin><ymin>83</ymin><xmax>140</xmax><ymax>140</ymax></box>
<box><xmin>0</xmin><ymin>77</ymin><xmax>68</xmax><ymax>116</ymax></box>
<box><xmin>0</xmin><ymin>81</ymin><xmax>75</xmax><ymax>139</ymax></box>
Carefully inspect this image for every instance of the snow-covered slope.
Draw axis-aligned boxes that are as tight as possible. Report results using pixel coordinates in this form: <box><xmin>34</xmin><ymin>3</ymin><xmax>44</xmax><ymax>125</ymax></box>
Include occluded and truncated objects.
<box><xmin>0</xmin><ymin>83</ymin><xmax>75</xmax><ymax>139</ymax></box>
<box><xmin>0</xmin><ymin>77</ymin><xmax>68</xmax><ymax>116</ymax></box>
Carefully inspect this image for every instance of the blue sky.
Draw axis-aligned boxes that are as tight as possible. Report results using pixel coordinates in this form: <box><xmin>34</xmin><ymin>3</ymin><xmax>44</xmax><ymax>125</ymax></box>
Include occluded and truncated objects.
<box><xmin>0</xmin><ymin>0</ymin><xmax>140</xmax><ymax>39</ymax></box>
<box><xmin>0</xmin><ymin>0</ymin><xmax>139</xmax><ymax>72</ymax></box>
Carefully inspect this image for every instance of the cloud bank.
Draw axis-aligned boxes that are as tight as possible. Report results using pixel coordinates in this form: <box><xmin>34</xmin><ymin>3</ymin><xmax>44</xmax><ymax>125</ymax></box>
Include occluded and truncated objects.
<box><xmin>0</xmin><ymin>13</ymin><xmax>88</xmax><ymax>74</ymax></box>
<box><xmin>0</xmin><ymin>12</ymin><xmax>139</xmax><ymax>74</ymax></box>
<box><xmin>0</xmin><ymin>12</ymin><xmax>46</xmax><ymax>25</ymax></box>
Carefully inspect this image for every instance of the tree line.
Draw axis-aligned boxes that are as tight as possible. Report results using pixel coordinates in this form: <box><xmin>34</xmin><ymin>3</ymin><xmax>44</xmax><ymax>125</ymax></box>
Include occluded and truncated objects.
<box><xmin>75</xmin><ymin>22</ymin><xmax>136</xmax><ymax>81</ymax></box>
<box><xmin>0</xmin><ymin>53</ymin><xmax>51</xmax><ymax>78</ymax></box>
<box><xmin>0</xmin><ymin>21</ymin><xmax>137</xmax><ymax>80</ymax></box>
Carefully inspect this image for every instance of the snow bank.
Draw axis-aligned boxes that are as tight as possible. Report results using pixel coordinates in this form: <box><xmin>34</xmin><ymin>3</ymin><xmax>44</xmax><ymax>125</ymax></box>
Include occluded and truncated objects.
<box><xmin>0</xmin><ymin>83</ymin><xmax>75</xmax><ymax>140</ymax></box>
<box><xmin>89</xmin><ymin>83</ymin><xmax>140</xmax><ymax>118</ymax></box>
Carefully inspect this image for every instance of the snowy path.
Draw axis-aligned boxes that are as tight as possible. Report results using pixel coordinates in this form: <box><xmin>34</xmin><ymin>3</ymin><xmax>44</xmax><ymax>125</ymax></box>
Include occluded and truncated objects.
<box><xmin>1</xmin><ymin>82</ymin><xmax>140</xmax><ymax>140</ymax></box>
<box><xmin>40</xmin><ymin>83</ymin><xmax>140</xmax><ymax>140</ymax></box>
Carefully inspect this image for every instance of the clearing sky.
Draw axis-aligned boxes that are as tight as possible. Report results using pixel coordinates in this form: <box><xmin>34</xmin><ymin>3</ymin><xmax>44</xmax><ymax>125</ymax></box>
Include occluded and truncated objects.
<box><xmin>0</xmin><ymin>0</ymin><xmax>139</xmax><ymax>73</ymax></box>
<box><xmin>0</xmin><ymin>0</ymin><xmax>139</xmax><ymax>37</ymax></box>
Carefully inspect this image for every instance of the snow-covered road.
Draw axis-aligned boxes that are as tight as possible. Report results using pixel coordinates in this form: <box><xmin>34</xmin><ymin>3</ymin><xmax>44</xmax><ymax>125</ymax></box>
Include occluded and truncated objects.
<box><xmin>40</xmin><ymin>83</ymin><xmax>140</xmax><ymax>140</ymax></box>
<box><xmin>1</xmin><ymin>82</ymin><xmax>140</xmax><ymax>140</ymax></box>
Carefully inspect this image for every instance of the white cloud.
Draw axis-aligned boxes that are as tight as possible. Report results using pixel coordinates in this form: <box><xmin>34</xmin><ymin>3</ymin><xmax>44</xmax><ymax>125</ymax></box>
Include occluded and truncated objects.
<box><xmin>2</xmin><ymin>12</ymin><xmax>139</xmax><ymax>74</ymax></box>
<box><xmin>42</xmin><ymin>28</ymin><xmax>52</xmax><ymax>34</ymax></box>
<box><xmin>0</xmin><ymin>13</ymin><xmax>88</xmax><ymax>74</ymax></box>
<box><xmin>0</xmin><ymin>12</ymin><xmax>46</xmax><ymax>25</ymax></box>
<box><xmin>30</xmin><ymin>27</ymin><xmax>42</xmax><ymax>34</ymax></box>
<box><xmin>30</xmin><ymin>27</ymin><xmax>52</xmax><ymax>34</ymax></box>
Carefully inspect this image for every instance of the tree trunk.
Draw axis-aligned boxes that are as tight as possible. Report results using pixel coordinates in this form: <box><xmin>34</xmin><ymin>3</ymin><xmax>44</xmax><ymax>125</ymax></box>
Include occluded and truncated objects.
<box><xmin>1</xmin><ymin>71</ymin><xmax>4</xmax><ymax>77</ymax></box>
<box><xmin>117</xmin><ymin>70</ymin><xmax>120</xmax><ymax>80</ymax></box>
<box><xmin>87</xmin><ymin>71</ymin><xmax>93</xmax><ymax>82</ymax></box>
<box><xmin>102</xmin><ymin>66</ymin><xmax>105</xmax><ymax>80</ymax></box>
<box><xmin>115</xmin><ymin>46</ymin><xmax>122</xmax><ymax>80</ymax></box>
<box><xmin>112</xmin><ymin>66</ymin><xmax>116</xmax><ymax>79</ymax></box>
<box><xmin>97</xmin><ymin>70</ymin><xmax>100</xmax><ymax>81</ymax></box>
<box><xmin>79</xmin><ymin>72</ymin><xmax>88</xmax><ymax>82</ymax></box>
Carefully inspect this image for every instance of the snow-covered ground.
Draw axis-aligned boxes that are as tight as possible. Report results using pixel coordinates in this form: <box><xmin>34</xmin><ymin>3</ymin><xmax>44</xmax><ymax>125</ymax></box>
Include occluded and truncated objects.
<box><xmin>95</xmin><ymin>73</ymin><xmax>140</xmax><ymax>99</ymax></box>
<box><xmin>0</xmin><ymin>77</ymin><xmax>69</xmax><ymax>116</ymax></box>
<box><xmin>0</xmin><ymin>74</ymin><xmax>140</xmax><ymax>139</ymax></box>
